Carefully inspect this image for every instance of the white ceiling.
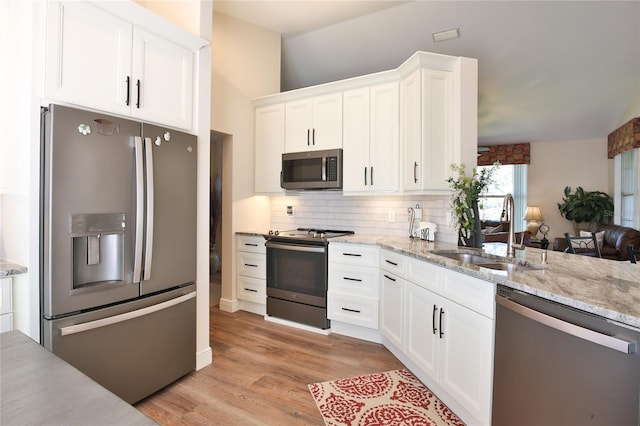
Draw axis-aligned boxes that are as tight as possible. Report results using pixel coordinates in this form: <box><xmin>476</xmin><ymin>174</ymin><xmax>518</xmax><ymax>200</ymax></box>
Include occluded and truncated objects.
<box><xmin>213</xmin><ymin>1</ymin><xmax>640</xmax><ymax>145</ymax></box>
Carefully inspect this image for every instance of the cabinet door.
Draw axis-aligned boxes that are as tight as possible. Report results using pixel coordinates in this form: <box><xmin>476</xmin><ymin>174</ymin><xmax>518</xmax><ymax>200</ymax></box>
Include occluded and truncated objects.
<box><xmin>255</xmin><ymin>104</ymin><xmax>285</xmax><ymax>193</ymax></box>
<box><xmin>45</xmin><ymin>1</ymin><xmax>132</xmax><ymax>116</ymax></box>
<box><xmin>284</xmin><ymin>99</ymin><xmax>313</xmax><ymax>152</ymax></box>
<box><xmin>369</xmin><ymin>82</ymin><xmax>399</xmax><ymax>192</ymax></box>
<box><xmin>421</xmin><ymin>69</ymin><xmax>453</xmax><ymax>191</ymax></box>
<box><xmin>311</xmin><ymin>93</ymin><xmax>342</xmax><ymax>150</ymax></box>
<box><xmin>405</xmin><ymin>282</ymin><xmax>439</xmax><ymax>379</ymax></box>
<box><xmin>380</xmin><ymin>271</ymin><xmax>404</xmax><ymax>350</ymax></box>
<box><xmin>400</xmin><ymin>69</ymin><xmax>422</xmax><ymax>191</ymax></box>
<box><xmin>131</xmin><ymin>28</ymin><xmax>194</xmax><ymax>130</ymax></box>
<box><xmin>0</xmin><ymin>278</ymin><xmax>12</xmax><ymax>315</ymax></box>
<box><xmin>342</xmin><ymin>87</ymin><xmax>371</xmax><ymax>192</ymax></box>
<box><xmin>438</xmin><ymin>300</ymin><xmax>493</xmax><ymax>425</ymax></box>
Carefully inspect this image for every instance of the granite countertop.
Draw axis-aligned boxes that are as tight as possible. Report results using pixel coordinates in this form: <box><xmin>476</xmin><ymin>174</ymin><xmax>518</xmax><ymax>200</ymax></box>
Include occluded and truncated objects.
<box><xmin>0</xmin><ymin>259</ymin><xmax>28</xmax><ymax>277</ymax></box>
<box><xmin>331</xmin><ymin>235</ymin><xmax>640</xmax><ymax>329</ymax></box>
<box><xmin>0</xmin><ymin>331</ymin><xmax>157</xmax><ymax>425</ymax></box>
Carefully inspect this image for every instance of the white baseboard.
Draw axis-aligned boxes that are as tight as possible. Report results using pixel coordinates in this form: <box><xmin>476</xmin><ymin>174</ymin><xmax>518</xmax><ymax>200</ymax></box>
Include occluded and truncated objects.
<box><xmin>218</xmin><ymin>297</ymin><xmax>238</xmax><ymax>312</ymax></box>
<box><xmin>330</xmin><ymin>321</ymin><xmax>382</xmax><ymax>343</ymax></box>
<box><xmin>195</xmin><ymin>346</ymin><xmax>212</xmax><ymax>370</ymax></box>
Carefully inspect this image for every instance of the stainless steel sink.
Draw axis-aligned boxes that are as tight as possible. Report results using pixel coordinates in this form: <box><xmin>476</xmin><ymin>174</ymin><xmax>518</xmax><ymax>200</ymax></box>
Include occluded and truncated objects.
<box><xmin>431</xmin><ymin>251</ymin><xmax>497</xmax><ymax>264</ymax></box>
<box><xmin>431</xmin><ymin>250</ymin><xmax>542</xmax><ymax>273</ymax></box>
<box><xmin>477</xmin><ymin>262</ymin><xmax>537</xmax><ymax>272</ymax></box>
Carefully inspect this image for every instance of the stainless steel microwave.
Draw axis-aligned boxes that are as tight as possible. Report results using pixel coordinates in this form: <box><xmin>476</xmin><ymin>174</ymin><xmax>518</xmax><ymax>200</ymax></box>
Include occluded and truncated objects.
<box><xmin>281</xmin><ymin>149</ymin><xmax>343</xmax><ymax>190</ymax></box>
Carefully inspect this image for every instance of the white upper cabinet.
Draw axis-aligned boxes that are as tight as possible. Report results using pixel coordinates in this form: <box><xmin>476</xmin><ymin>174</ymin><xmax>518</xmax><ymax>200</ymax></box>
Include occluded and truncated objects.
<box><xmin>401</xmin><ymin>57</ymin><xmax>478</xmax><ymax>193</ymax></box>
<box><xmin>343</xmin><ymin>82</ymin><xmax>399</xmax><ymax>193</ymax></box>
<box><xmin>284</xmin><ymin>93</ymin><xmax>343</xmax><ymax>152</ymax></box>
<box><xmin>45</xmin><ymin>0</ymin><xmax>202</xmax><ymax>131</ymax></box>
<box><xmin>401</xmin><ymin>68</ymin><xmax>455</xmax><ymax>192</ymax></box>
<box><xmin>45</xmin><ymin>1</ymin><xmax>132</xmax><ymax>116</ymax></box>
<box><xmin>129</xmin><ymin>28</ymin><xmax>194</xmax><ymax>129</ymax></box>
<box><xmin>255</xmin><ymin>103</ymin><xmax>285</xmax><ymax>194</ymax></box>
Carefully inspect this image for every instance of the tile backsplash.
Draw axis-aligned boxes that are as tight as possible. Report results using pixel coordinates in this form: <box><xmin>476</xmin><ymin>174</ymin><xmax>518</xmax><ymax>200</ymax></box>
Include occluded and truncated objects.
<box><xmin>269</xmin><ymin>192</ymin><xmax>457</xmax><ymax>243</ymax></box>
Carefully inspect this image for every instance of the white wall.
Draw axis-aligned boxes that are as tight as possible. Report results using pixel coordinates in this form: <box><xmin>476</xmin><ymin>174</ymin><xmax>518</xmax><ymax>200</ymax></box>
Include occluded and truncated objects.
<box><xmin>528</xmin><ymin>138</ymin><xmax>610</xmax><ymax>241</ymax></box>
<box><xmin>0</xmin><ymin>0</ymin><xmax>46</xmax><ymax>340</ymax></box>
<box><xmin>211</xmin><ymin>13</ymin><xmax>280</xmax><ymax>311</ymax></box>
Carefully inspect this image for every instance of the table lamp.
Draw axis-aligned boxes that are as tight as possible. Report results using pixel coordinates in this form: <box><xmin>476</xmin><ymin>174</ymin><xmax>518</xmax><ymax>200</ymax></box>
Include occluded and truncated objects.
<box><xmin>524</xmin><ymin>206</ymin><xmax>544</xmax><ymax>237</ymax></box>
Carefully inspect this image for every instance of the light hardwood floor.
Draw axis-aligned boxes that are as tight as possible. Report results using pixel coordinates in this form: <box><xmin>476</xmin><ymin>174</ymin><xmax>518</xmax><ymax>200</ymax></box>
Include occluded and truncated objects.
<box><xmin>135</xmin><ymin>277</ymin><xmax>405</xmax><ymax>425</ymax></box>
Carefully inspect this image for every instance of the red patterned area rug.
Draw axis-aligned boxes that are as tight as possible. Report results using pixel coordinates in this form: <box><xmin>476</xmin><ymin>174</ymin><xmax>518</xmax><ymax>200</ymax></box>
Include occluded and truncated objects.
<box><xmin>308</xmin><ymin>369</ymin><xmax>465</xmax><ymax>426</ymax></box>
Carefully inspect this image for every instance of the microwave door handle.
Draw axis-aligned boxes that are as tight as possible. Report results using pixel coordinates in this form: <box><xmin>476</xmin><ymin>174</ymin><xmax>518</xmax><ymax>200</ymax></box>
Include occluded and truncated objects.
<box><xmin>322</xmin><ymin>157</ymin><xmax>327</xmax><ymax>181</ymax></box>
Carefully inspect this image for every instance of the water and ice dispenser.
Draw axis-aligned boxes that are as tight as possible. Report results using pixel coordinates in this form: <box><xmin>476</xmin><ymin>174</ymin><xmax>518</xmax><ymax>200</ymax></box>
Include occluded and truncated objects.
<box><xmin>70</xmin><ymin>213</ymin><xmax>125</xmax><ymax>288</ymax></box>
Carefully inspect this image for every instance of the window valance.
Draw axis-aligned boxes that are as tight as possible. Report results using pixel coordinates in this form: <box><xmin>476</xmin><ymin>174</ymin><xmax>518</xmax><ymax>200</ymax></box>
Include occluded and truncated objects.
<box><xmin>608</xmin><ymin>117</ymin><xmax>640</xmax><ymax>159</ymax></box>
<box><xmin>477</xmin><ymin>143</ymin><xmax>530</xmax><ymax>166</ymax></box>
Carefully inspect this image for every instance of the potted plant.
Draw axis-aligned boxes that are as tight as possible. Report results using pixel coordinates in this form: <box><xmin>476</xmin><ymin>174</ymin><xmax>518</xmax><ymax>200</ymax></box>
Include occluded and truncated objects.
<box><xmin>557</xmin><ymin>186</ymin><xmax>613</xmax><ymax>235</ymax></box>
<box><xmin>447</xmin><ymin>163</ymin><xmax>499</xmax><ymax>247</ymax></box>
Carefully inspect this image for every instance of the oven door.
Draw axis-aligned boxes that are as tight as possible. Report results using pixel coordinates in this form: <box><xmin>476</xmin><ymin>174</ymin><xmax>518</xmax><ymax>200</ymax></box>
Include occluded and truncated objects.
<box><xmin>266</xmin><ymin>240</ymin><xmax>328</xmax><ymax>307</ymax></box>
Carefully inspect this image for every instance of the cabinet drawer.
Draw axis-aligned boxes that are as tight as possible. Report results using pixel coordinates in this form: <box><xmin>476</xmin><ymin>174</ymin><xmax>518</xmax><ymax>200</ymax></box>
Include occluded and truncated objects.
<box><xmin>380</xmin><ymin>249</ymin><xmax>405</xmax><ymax>276</ymax></box>
<box><xmin>442</xmin><ymin>269</ymin><xmax>495</xmax><ymax>319</ymax></box>
<box><xmin>328</xmin><ymin>264</ymin><xmax>379</xmax><ymax>296</ymax></box>
<box><xmin>237</xmin><ymin>275</ymin><xmax>266</xmax><ymax>304</ymax></box>
<box><xmin>237</xmin><ymin>235</ymin><xmax>266</xmax><ymax>254</ymax></box>
<box><xmin>327</xmin><ymin>291</ymin><xmax>379</xmax><ymax>329</ymax></box>
<box><xmin>406</xmin><ymin>257</ymin><xmax>442</xmax><ymax>294</ymax></box>
<box><xmin>236</xmin><ymin>252</ymin><xmax>266</xmax><ymax>279</ymax></box>
<box><xmin>329</xmin><ymin>243</ymin><xmax>379</xmax><ymax>267</ymax></box>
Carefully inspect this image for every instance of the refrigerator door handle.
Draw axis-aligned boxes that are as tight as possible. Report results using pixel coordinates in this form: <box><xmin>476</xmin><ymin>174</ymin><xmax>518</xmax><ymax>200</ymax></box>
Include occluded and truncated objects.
<box><xmin>133</xmin><ymin>136</ymin><xmax>145</xmax><ymax>283</ymax></box>
<box><xmin>59</xmin><ymin>292</ymin><xmax>196</xmax><ymax>336</ymax></box>
<box><xmin>143</xmin><ymin>137</ymin><xmax>155</xmax><ymax>281</ymax></box>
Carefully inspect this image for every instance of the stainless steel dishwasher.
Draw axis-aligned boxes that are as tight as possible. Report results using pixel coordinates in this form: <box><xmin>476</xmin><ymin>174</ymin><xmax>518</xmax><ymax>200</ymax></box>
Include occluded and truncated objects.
<box><xmin>493</xmin><ymin>285</ymin><xmax>640</xmax><ymax>426</ymax></box>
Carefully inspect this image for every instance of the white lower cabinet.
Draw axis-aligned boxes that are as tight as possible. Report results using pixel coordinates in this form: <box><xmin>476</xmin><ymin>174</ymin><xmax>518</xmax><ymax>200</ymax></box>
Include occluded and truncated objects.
<box><xmin>438</xmin><ymin>295</ymin><xmax>493</xmax><ymax>423</ymax></box>
<box><xmin>236</xmin><ymin>235</ymin><xmax>266</xmax><ymax>314</ymax></box>
<box><xmin>328</xmin><ymin>243</ymin><xmax>380</xmax><ymax>333</ymax></box>
<box><xmin>0</xmin><ymin>277</ymin><xmax>13</xmax><ymax>332</ymax></box>
<box><xmin>380</xmin><ymin>250</ymin><xmax>406</xmax><ymax>350</ymax></box>
<box><xmin>380</xmin><ymin>249</ymin><xmax>495</xmax><ymax>425</ymax></box>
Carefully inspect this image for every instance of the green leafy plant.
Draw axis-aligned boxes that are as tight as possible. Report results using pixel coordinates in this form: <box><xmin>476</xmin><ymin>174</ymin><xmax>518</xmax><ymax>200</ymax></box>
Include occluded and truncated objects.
<box><xmin>446</xmin><ymin>163</ymin><xmax>499</xmax><ymax>243</ymax></box>
<box><xmin>557</xmin><ymin>186</ymin><xmax>613</xmax><ymax>234</ymax></box>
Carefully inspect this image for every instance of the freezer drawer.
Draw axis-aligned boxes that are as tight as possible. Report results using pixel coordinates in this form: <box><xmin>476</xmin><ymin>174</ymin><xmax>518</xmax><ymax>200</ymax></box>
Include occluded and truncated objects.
<box><xmin>43</xmin><ymin>284</ymin><xmax>196</xmax><ymax>404</ymax></box>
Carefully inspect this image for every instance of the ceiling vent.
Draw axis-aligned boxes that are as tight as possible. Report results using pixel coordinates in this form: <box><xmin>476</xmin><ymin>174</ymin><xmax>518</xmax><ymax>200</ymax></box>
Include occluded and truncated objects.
<box><xmin>432</xmin><ymin>27</ymin><xmax>460</xmax><ymax>42</ymax></box>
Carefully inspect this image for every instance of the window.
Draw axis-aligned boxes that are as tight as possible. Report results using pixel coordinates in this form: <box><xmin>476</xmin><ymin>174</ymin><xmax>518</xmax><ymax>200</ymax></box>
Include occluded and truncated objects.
<box><xmin>478</xmin><ymin>164</ymin><xmax>528</xmax><ymax>232</ymax></box>
<box><xmin>618</xmin><ymin>149</ymin><xmax>638</xmax><ymax>228</ymax></box>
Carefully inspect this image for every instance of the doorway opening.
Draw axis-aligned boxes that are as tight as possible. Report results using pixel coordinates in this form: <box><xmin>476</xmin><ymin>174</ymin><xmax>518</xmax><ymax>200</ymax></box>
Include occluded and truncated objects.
<box><xmin>209</xmin><ymin>131</ymin><xmax>223</xmax><ymax>306</ymax></box>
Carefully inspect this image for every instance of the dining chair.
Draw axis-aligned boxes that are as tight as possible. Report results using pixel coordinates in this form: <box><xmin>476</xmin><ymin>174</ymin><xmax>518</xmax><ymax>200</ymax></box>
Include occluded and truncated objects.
<box><xmin>627</xmin><ymin>245</ymin><xmax>640</xmax><ymax>263</ymax></box>
<box><xmin>564</xmin><ymin>232</ymin><xmax>602</xmax><ymax>258</ymax></box>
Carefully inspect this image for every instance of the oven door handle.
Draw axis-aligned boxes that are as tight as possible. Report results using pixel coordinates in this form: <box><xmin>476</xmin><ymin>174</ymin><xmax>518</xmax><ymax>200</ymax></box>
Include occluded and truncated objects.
<box><xmin>265</xmin><ymin>241</ymin><xmax>325</xmax><ymax>253</ymax></box>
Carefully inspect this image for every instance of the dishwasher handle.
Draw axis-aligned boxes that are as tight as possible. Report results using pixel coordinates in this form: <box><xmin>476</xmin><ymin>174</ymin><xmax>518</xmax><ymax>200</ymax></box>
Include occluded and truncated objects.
<box><xmin>496</xmin><ymin>295</ymin><xmax>637</xmax><ymax>354</ymax></box>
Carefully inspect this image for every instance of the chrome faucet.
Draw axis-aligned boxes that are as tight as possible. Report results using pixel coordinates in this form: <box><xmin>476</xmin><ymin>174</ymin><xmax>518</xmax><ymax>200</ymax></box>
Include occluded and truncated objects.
<box><xmin>501</xmin><ymin>193</ymin><xmax>526</xmax><ymax>257</ymax></box>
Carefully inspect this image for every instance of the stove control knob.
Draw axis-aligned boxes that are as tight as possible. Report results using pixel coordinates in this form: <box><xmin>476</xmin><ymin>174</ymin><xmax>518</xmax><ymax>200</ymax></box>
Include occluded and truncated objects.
<box><xmin>318</xmin><ymin>232</ymin><xmax>326</xmax><ymax>239</ymax></box>
<box><xmin>275</xmin><ymin>230</ymin><xmax>279</xmax><ymax>236</ymax></box>
<box><xmin>268</xmin><ymin>230</ymin><xmax>273</xmax><ymax>235</ymax></box>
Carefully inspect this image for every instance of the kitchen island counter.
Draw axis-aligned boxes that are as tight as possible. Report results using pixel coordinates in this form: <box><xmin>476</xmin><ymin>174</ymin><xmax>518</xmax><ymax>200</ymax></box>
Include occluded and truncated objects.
<box><xmin>331</xmin><ymin>235</ymin><xmax>640</xmax><ymax>329</ymax></box>
<box><xmin>0</xmin><ymin>331</ymin><xmax>157</xmax><ymax>425</ymax></box>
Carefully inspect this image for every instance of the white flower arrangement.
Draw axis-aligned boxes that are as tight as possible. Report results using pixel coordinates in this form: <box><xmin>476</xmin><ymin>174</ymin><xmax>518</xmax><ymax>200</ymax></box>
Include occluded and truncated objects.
<box><xmin>446</xmin><ymin>163</ymin><xmax>499</xmax><ymax>242</ymax></box>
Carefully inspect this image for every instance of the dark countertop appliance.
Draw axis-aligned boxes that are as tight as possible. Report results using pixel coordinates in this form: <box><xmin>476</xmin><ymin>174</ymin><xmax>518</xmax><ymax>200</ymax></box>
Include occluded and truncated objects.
<box><xmin>265</xmin><ymin>228</ymin><xmax>354</xmax><ymax>329</ymax></box>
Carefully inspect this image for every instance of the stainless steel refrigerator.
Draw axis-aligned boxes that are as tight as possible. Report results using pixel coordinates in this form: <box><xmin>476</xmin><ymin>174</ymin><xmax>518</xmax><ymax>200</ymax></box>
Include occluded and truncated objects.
<box><xmin>40</xmin><ymin>104</ymin><xmax>197</xmax><ymax>404</ymax></box>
